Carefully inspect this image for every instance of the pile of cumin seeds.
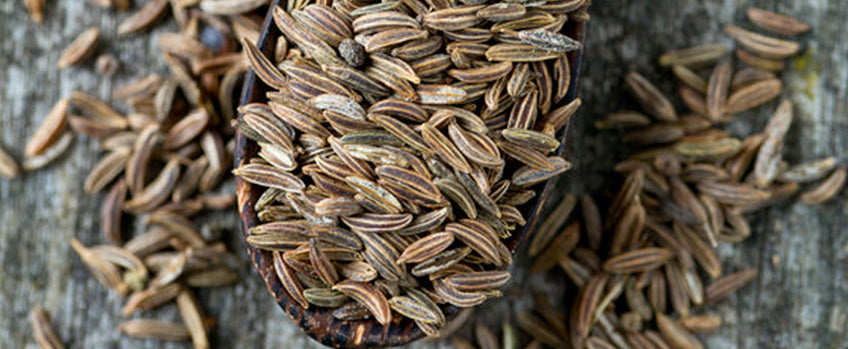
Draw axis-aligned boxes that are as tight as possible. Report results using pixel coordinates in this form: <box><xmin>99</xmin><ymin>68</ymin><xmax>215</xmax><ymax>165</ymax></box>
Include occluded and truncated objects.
<box><xmin>20</xmin><ymin>2</ymin><xmax>278</xmax><ymax>349</ymax></box>
<box><xmin>235</xmin><ymin>0</ymin><xmax>587</xmax><ymax>337</ymax></box>
<box><xmin>445</xmin><ymin>7</ymin><xmax>839</xmax><ymax>349</ymax></box>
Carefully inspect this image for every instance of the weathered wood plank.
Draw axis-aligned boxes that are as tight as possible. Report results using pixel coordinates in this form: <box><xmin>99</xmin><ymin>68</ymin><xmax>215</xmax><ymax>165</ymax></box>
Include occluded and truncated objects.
<box><xmin>0</xmin><ymin>0</ymin><xmax>846</xmax><ymax>348</ymax></box>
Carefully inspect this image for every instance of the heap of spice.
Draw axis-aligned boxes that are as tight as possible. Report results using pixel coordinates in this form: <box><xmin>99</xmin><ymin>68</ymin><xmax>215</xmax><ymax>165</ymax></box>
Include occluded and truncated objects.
<box><xmin>234</xmin><ymin>0</ymin><xmax>587</xmax><ymax>338</ymax></box>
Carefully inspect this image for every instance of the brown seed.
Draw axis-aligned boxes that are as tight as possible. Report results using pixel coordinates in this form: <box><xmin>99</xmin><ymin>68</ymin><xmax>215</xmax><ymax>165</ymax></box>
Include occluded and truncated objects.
<box><xmin>304</xmin><ymin>288</ymin><xmax>350</xmax><ymax>307</ymax></box>
<box><xmin>518</xmin><ymin>29</ymin><xmax>582</xmax><ymax>52</ymax></box>
<box><xmin>388</xmin><ymin>296</ymin><xmax>441</xmax><ymax>324</ymax></box>
<box><xmin>445</xmin><ymin>222</ymin><xmax>502</xmax><ymax>266</ymax></box>
<box><xmin>517</xmin><ymin>311</ymin><xmax>565</xmax><ymax>348</ymax></box>
<box><xmin>801</xmin><ymin>166</ymin><xmax>847</xmax><ymax>205</ymax></box>
<box><xmin>94</xmin><ymin>54</ymin><xmax>120</xmax><ymax>76</ymax></box>
<box><xmin>333</xmin><ymin>280</ymin><xmax>392</xmax><ymax>325</ymax></box>
<box><xmin>0</xmin><ymin>143</ymin><xmax>19</xmax><ymax>179</ymax></box>
<box><xmin>672</xmin><ymin>65</ymin><xmax>708</xmax><ymax>93</ymax></box>
<box><xmin>659</xmin><ymin>44</ymin><xmax>729</xmax><ymax>68</ymax></box>
<box><xmin>747</xmin><ymin>8</ymin><xmax>811</xmax><ymax>37</ymax></box>
<box><xmin>704</xmin><ymin>268</ymin><xmax>758</xmax><ymax>304</ymax></box>
<box><xmin>625</xmin><ymin>72</ymin><xmax>677</xmax><ymax>122</ymax></box>
<box><xmin>434</xmin><ymin>279</ymin><xmax>499</xmax><ymax>307</ymax></box>
<box><xmin>122</xmin><ymin>283</ymin><xmax>182</xmax><ymax>315</ymax></box>
<box><xmin>622</xmin><ymin>124</ymin><xmax>685</xmax><ymax>145</ymax></box>
<box><xmin>680</xmin><ymin>314</ymin><xmax>722</xmax><ymax>333</ymax></box>
<box><xmin>176</xmin><ymin>289</ymin><xmax>210</xmax><ymax>349</ymax></box>
<box><xmin>656</xmin><ymin>313</ymin><xmax>704</xmax><ymax>349</ymax></box>
<box><xmin>26</xmin><ymin>99</ymin><xmax>69</xmax><ymax>157</ymax></box>
<box><xmin>706</xmin><ymin>61</ymin><xmax>733</xmax><ymax>121</ymax></box>
<box><xmin>21</xmin><ymin>132</ymin><xmax>73</xmax><ymax>171</ymax></box>
<box><xmin>570</xmin><ymin>274</ymin><xmax>607</xmax><ymax>347</ymax></box>
<box><xmin>736</xmin><ymin>49</ymin><xmax>785</xmax><ymax>72</ymax></box>
<box><xmin>511</xmin><ymin>156</ymin><xmax>572</xmax><ymax>187</ymax></box>
<box><xmin>724</xmin><ymin>79</ymin><xmax>783</xmax><ymax>115</ymax></box>
<box><xmin>243</xmin><ymin>38</ymin><xmax>287</xmax><ymax>90</ymax></box>
<box><xmin>123</xmin><ymin>157</ymin><xmax>182</xmax><ymax>213</ymax></box>
<box><xmin>233</xmin><ymin>163</ymin><xmax>306</xmax><ymax>193</ymax></box>
<box><xmin>273</xmin><ymin>7</ymin><xmax>344</xmax><ymax>67</ymax></box>
<box><xmin>118</xmin><ymin>0</ymin><xmax>169</xmax><ymax>35</ymax></box>
<box><xmin>274</xmin><ymin>251</ymin><xmax>309</xmax><ymax>309</ymax></box>
<box><xmin>724</xmin><ymin>24</ymin><xmax>801</xmax><ymax>59</ymax></box>
<box><xmin>731</xmin><ymin>67</ymin><xmax>777</xmax><ymax>90</ymax></box>
<box><xmin>778</xmin><ymin>157</ymin><xmax>838</xmax><ymax>183</ymax></box>
<box><xmin>25</xmin><ymin>0</ymin><xmax>45</xmax><ymax>23</ymax></box>
<box><xmin>101</xmin><ymin>179</ymin><xmax>126</xmax><ymax>244</ymax></box>
<box><xmin>118</xmin><ymin>319</ymin><xmax>190</xmax><ymax>341</ymax></box>
<box><xmin>528</xmin><ymin>193</ymin><xmax>576</xmax><ymax>256</ymax></box>
<box><xmin>309</xmin><ymin>239</ymin><xmax>339</xmax><ymax>285</ymax></box>
<box><xmin>397</xmin><ymin>232</ymin><xmax>454</xmax><ymax>264</ymax></box>
<box><xmin>58</xmin><ymin>27</ymin><xmax>100</xmax><ymax>68</ymax></box>
<box><xmin>603</xmin><ymin>248</ymin><xmax>674</xmax><ymax>274</ymax></box>
<box><xmin>696</xmin><ymin>182</ymin><xmax>771</xmax><ymax>206</ymax></box>
<box><xmin>70</xmin><ymin>238</ymin><xmax>129</xmax><ymax>295</ymax></box>
<box><xmin>485</xmin><ymin>44</ymin><xmax>560</xmax><ymax>62</ymax></box>
<box><xmin>30</xmin><ymin>306</ymin><xmax>65</xmax><ymax>349</ymax></box>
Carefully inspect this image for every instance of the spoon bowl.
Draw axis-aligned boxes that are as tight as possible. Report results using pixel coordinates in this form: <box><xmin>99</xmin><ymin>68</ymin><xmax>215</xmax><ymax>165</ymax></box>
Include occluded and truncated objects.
<box><xmin>234</xmin><ymin>1</ymin><xmax>586</xmax><ymax>347</ymax></box>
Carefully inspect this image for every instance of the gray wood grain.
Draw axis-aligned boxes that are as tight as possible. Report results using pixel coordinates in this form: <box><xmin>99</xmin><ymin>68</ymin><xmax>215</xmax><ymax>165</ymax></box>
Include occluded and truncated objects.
<box><xmin>0</xmin><ymin>0</ymin><xmax>845</xmax><ymax>348</ymax></box>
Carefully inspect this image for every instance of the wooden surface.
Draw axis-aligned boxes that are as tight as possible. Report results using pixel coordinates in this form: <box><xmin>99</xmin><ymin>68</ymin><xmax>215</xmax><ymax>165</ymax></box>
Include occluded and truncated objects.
<box><xmin>0</xmin><ymin>1</ymin><xmax>845</xmax><ymax>348</ymax></box>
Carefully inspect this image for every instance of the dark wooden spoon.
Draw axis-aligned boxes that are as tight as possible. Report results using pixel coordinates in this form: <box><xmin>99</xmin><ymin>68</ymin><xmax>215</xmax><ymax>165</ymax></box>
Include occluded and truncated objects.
<box><xmin>234</xmin><ymin>1</ymin><xmax>586</xmax><ymax>347</ymax></box>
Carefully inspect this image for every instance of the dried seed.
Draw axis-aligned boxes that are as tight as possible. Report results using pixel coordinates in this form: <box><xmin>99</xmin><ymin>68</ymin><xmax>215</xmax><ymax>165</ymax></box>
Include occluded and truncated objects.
<box><xmin>800</xmin><ymin>167</ymin><xmax>847</xmax><ymax>205</ymax></box>
<box><xmin>724</xmin><ymin>79</ymin><xmax>782</xmax><ymax>115</ymax></box>
<box><xmin>70</xmin><ymin>238</ymin><xmax>129</xmax><ymax>295</ymax></box>
<box><xmin>26</xmin><ymin>99</ymin><xmax>69</xmax><ymax>157</ymax></box>
<box><xmin>122</xmin><ymin>283</ymin><xmax>181</xmax><ymax>315</ymax></box>
<box><xmin>123</xmin><ymin>158</ymin><xmax>182</xmax><ymax>213</ymax></box>
<box><xmin>724</xmin><ymin>24</ymin><xmax>801</xmax><ymax>59</ymax></box>
<box><xmin>118</xmin><ymin>319</ymin><xmax>190</xmax><ymax>341</ymax></box>
<box><xmin>0</xmin><ymin>144</ymin><xmax>19</xmax><ymax>179</ymax></box>
<box><xmin>333</xmin><ymin>280</ymin><xmax>392</xmax><ymax>325</ymax></box>
<box><xmin>518</xmin><ymin>29</ymin><xmax>581</xmax><ymax>52</ymax></box>
<box><xmin>30</xmin><ymin>306</ymin><xmax>65</xmax><ymax>349</ymax></box>
<box><xmin>736</xmin><ymin>49</ymin><xmax>785</xmax><ymax>72</ymax></box>
<box><xmin>696</xmin><ymin>182</ymin><xmax>771</xmax><ymax>206</ymax></box>
<box><xmin>176</xmin><ymin>290</ymin><xmax>209</xmax><ymax>349</ymax></box>
<box><xmin>304</xmin><ymin>288</ymin><xmax>350</xmax><ymax>307</ymax></box>
<box><xmin>443</xmin><ymin>270</ymin><xmax>510</xmax><ymax>291</ymax></box>
<box><xmin>626</xmin><ymin>72</ymin><xmax>677</xmax><ymax>122</ymax></box>
<box><xmin>747</xmin><ymin>8</ymin><xmax>811</xmax><ymax>36</ymax></box>
<box><xmin>528</xmin><ymin>193</ymin><xmax>576</xmax><ymax>256</ymax></box>
<box><xmin>243</xmin><ymin>39</ymin><xmax>287</xmax><ymax>90</ymax></box>
<box><xmin>706</xmin><ymin>61</ymin><xmax>733</xmax><ymax>121</ymax></box>
<box><xmin>388</xmin><ymin>296</ymin><xmax>441</xmax><ymax>324</ymax></box>
<box><xmin>434</xmin><ymin>279</ymin><xmax>499</xmax><ymax>307</ymax></box>
<box><xmin>659</xmin><ymin>44</ymin><xmax>728</xmax><ymax>68</ymax></box>
<box><xmin>603</xmin><ymin>248</ymin><xmax>674</xmax><ymax>274</ymax></box>
<box><xmin>233</xmin><ymin>163</ymin><xmax>306</xmax><ymax>193</ymax></box>
<box><xmin>511</xmin><ymin>156</ymin><xmax>572</xmax><ymax>186</ymax></box>
<box><xmin>778</xmin><ymin>157</ymin><xmax>838</xmax><ymax>183</ymax></box>
<box><xmin>518</xmin><ymin>311</ymin><xmax>565</xmax><ymax>348</ymax></box>
<box><xmin>58</xmin><ymin>27</ymin><xmax>100</xmax><ymax>68</ymax></box>
<box><xmin>356</xmin><ymin>231</ymin><xmax>406</xmax><ymax>280</ymax></box>
<box><xmin>274</xmin><ymin>251</ymin><xmax>309</xmax><ymax>309</ymax></box>
<box><xmin>485</xmin><ymin>44</ymin><xmax>560</xmax><ymax>62</ymax></box>
<box><xmin>656</xmin><ymin>313</ymin><xmax>704</xmax><ymax>349</ymax></box>
<box><xmin>594</xmin><ymin>111</ymin><xmax>652</xmax><ymax>129</ymax></box>
<box><xmin>397</xmin><ymin>232</ymin><xmax>454</xmax><ymax>264</ymax></box>
<box><xmin>680</xmin><ymin>314</ymin><xmax>722</xmax><ymax>333</ymax></box>
<box><xmin>671</xmin><ymin>65</ymin><xmax>708</xmax><ymax>93</ymax></box>
<box><xmin>21</xmin><ymin>132</ymin><xmax>74</xmax><ymax>171</ymax></box>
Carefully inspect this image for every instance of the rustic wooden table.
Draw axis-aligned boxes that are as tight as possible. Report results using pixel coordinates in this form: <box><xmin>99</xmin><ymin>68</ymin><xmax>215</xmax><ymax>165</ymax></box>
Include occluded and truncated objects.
<box><xmin>1</xmin><ymin>0</ymin><xmax>845</xmax><ymax>348</ymax></box>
